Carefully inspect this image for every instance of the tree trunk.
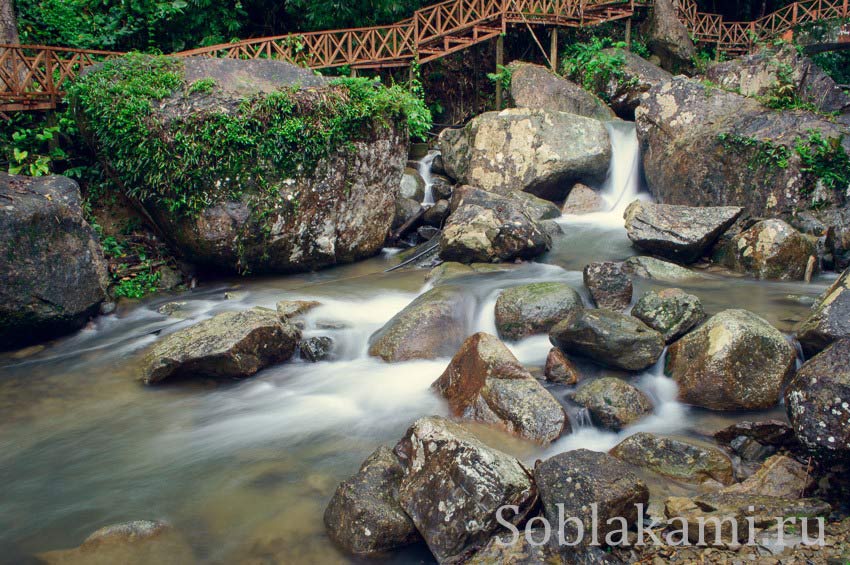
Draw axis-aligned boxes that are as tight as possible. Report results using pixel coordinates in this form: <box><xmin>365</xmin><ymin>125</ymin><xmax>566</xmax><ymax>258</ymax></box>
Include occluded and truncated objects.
<box><xmin>0</xmin><ymin>0</ymin><xmax>18</xmax><ymax>44</ymax></box>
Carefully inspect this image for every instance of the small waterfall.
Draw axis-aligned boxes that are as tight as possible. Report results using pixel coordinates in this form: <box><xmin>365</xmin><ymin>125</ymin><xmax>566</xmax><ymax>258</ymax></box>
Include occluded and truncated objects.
<box><xmin>418</xmin><ymin>150</ymin><xmax>439</xmax><ymax>206</ymax></box>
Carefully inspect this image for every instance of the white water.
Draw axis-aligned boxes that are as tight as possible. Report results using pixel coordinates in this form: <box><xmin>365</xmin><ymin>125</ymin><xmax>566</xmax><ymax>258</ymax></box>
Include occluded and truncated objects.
<box><xmin>418</xmin><ymin>150</ymin><xmax>439</xmax><ymax>206</ymax></box>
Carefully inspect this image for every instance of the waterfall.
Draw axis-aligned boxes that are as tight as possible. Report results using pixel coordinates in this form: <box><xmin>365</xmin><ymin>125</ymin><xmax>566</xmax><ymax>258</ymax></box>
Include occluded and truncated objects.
<box><xmin>418</xmin><ymin>150</ymin><xmax>439</xmax><ymax>206</ymax></box>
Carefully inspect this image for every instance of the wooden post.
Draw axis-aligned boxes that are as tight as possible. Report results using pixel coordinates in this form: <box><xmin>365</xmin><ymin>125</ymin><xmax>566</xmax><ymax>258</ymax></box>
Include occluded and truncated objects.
<box><xmin>495</xmin><ymin>34</ymin><xmax>504</xmax><ymax>110</ymax></box>
<box><xmin>550</xmin><ymin>27</ymin><xmax>558</xmax><ymax>72</ymax></box>
<box><xmin>625</xmin><ymin>19</ymin><xmax>632</xmax><ymax>50</ymax></box>
<box><xmin>350</xmin><ymin>67</ymin><xmax>358</xmax><ymax>77</ymax></box>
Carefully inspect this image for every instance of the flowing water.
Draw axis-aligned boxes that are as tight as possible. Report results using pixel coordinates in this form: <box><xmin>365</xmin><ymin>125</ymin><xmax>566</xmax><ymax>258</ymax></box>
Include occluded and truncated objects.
<box><xmin>0</xmin><ymin>123</ymin><xmax>829</xmax><ymax>564</ymax></box>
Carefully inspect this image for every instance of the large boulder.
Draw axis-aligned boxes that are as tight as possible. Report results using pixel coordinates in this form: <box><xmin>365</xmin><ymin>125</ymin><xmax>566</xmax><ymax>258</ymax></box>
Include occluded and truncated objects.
<box><xmin>598</xmin><ymin>49</ymin><xmax>673</xmax><ymax>118</ymax></box>
<box><xmin>438</xmin><ymin>108</ymin><xmax>611</xmax><ymax>201</ymax></box>
<box><xmin>704</xmin><ymin>45</ymin><xmax>850</xmax><ymax>116</ymax></box>
<box><xmin>368</xmin><ymin>285</ymin><xmax>470</xmax><ymax>362</ymax></box>
<box><xmin>0</xmin><ymin>173</ymin><xmax>108</xmax><ymax>350</ymax></box>
<box><xmin>432</xmin><ymin>332</ymin><xmax>568</xmax><ymax>444</ymax></box>
<box><xmin>562</xmin><ymin>183</ymin><xmax>605</xmax><ymax>215</ymax></box>
<box><xmin>141</xmin><ymin>307</ymin><xmax>300</xmax><ymax>384</ymax></box>
<box><xmin>393</xmin><ymin>417</ymin><xmax>537</xmax><ymax>563</ymax></box>
<box><xmin>583</xmin><ymin>261</ymin><xmax>633</xmax><ymax>312</ymax></box>
<box><xmin>666</xmin><ymin>309</ymin><xmax>796</xmax><ymax>410</ymax></box>
<box><xmin>439</xmin><ymin>186</ymin><xmax>552</xmax><ymax>263</ymax></box>
<box><xmin>534</xmin><ymin>450</ymin><xmax>649</xmax><ymax>547</ymax></box>
<box><xmin>642</xmin><ymin>0</ymin><xmax>696</xmax><ymax>73</ymax></box>
<box><xmin>550</xmin><ymin>308</ymin><xmax>665</xmax><ymax>371</ymax></box>
<box><xmin>717</xmin><ymin>219</ymin><xmax>818</xmax><ymax>280</ymax></box>
<box><xmin>796</xmin><ymin>266</ymin><xmax>850</xmax><ymax>356</ymax></box>
<box><xmin>573</xmin><ymin>377</ymin><xmax>653</xmax><ymax>431</ymax></box>
<box><xmin>494</xmin><ymin>282</ymin><xmax>583</xmax><ymax>341</ymax></box>
<box><xmin>323</xmin><ymin>446</ymin><xmax>419</xmax><ymax>556</ymax></box>
<box><xmin>623</xmin><ymin>200</ymin><xmax>743</xmax><ymax>263</ymax></box>
<box><xmin>722</xmin><ymin>454</ymin><xmax>814</xmax><ymax>499</ymax></box>
<box><xmin>631</xmin><ymin>288</ymin><xmax>705</xmax><ymax>344</ymax></box>
<box><xmin>73</xmin><ymin>56</ymin><xmax>411</xmax><ymax>274</ymax></box>
<box><xmin>509</xmin><ymin>61</ymin><xmax>616</xmax><ymax>121</ymax></box>
<box><xmin>636</xmin><ymin>76</ymin><xmax>850</xmax><ymax>231</ymax></box>
<box><xmin>609</xmin><ymin>432</ymin><xmax>734</xmax><ymax>485</ymax></box>
<box><xmin>400</xmin><ymin>167</ymin><xmax>426</xmax><ymax>201</ymax></box>
<box><xmin>622</xmin><ymin>255</ymin><xmax>701</xmax><ymax>282</ymax></box>
<box><xmin>785</xmin><ymin>338</ymin><xmax>850</xmax><ymax>459</ymax></box>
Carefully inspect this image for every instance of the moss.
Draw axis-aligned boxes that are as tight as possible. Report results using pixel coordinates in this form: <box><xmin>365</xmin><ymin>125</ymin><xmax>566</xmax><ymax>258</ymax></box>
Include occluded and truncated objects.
<box><xmin>68</xmin><ymin>53</ymin><xmax>431</xmax><ymax>217</ymax></box>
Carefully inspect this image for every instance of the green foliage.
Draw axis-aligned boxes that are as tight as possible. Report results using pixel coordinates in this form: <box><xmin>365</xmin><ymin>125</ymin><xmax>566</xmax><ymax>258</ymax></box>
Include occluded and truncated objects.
<box><xmin>717</xmin><ymin>133</ymin><xmax>790</xmax><ymax>170</ymax></box>
<box><xmin>113</xmin><ymin>268</ymin><xmax>162</xmax><ymax>299</ymax></box>
<box><xmin>68</xmin><ymin>54</ymin><xmax>430</xmax><ymax>216</ymax></box>
<box><xmin>284</xmin><ymin>0</ymin><xmax>427</xmax><ymax>31</ymax></box>
<box><xmin>486</xmin><ymin>64</ymin><xmax>513</xmax><ymax>92</ymax></box>
<box><xmin>561</xmin><ymin>37</ymin><xmax>633</xmax><ymax>101</ymax></box>
<box><xmin>794</xmin><ymin>131</ymin><xmax>850</xmax><ymax>194</ymax></box>
<box><xmin>1</xmin><ymin>111</ymin><xmax>91</xmax><ymax>177</ymax></box>
<box><xmin>757</xmin><ymin>61</ymin><xmax>822</xmax><ymax>113</ymax></box>
<box><xmin>187</xmin><ymin>78</ymin><xmax>216</xmax><ymax>94</ymax></box>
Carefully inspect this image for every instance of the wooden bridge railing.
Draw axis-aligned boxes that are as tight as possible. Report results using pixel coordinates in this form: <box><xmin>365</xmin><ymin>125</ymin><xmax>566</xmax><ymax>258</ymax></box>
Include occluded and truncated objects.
<box><xmin>3</xmin><ymin>0</ymin><xmax>850</xmax><ymax>111</ymax></box>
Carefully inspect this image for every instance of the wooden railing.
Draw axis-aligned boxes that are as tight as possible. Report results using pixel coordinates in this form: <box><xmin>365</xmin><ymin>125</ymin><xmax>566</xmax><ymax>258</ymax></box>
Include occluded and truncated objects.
<box><xmin>3</xmin><ymin>0</ymin><xmax>850</xmax><ymax>111</ymax></box>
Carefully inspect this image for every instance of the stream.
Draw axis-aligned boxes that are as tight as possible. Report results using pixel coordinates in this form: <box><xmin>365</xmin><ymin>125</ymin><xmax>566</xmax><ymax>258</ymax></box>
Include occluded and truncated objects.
<box><xmin>0</xmin><ymin>122</ymin><xmax>830</xmax><ymax>564</ymax></box>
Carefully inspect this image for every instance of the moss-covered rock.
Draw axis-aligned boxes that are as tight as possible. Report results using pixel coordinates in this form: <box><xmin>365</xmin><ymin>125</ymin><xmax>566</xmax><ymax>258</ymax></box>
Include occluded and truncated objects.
<box><xmin>574</xmin><ymin>377</ymin><xmax>653</xmax><ymax>431</ymax></box>
<box><xmin>71</xmin><ymin>55</ymin><xmax>429</xmax><ymax>274</ymax></box>
<box><xmin>494</xmin><ymin>282</ymin><xmax>583</xmax><ymax>341</ymax></box>
<box><xmin>609</xmin><ymin>432</ymin><xmax>734</xmax><ymax>485</ymax></box>
<box><xmin>632</xmin><ymin>288</ymin><xmax>705</xmax><ymax>344</ymax></box>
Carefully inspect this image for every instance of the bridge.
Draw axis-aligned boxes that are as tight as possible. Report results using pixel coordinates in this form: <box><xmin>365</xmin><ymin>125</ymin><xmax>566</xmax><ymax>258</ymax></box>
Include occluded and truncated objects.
<box><xmin>1</xmin><ymin>0</ymin><xmax>849</xmax><ymax>112</ymax></box>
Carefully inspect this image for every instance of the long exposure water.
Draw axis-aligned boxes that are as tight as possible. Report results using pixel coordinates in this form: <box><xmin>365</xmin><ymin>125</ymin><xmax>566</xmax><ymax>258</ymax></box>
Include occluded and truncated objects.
<box><xmin>0</xmin><ymin>122</ymin><xmax>828</xmax><ymax>564</ymax></box>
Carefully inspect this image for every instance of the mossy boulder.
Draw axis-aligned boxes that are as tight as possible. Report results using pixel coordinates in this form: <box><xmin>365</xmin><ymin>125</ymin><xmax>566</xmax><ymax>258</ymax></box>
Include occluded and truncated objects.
<box><xmin>71</xmin><ymin>55</ymin><xmax>424</xmax><ymax>274</ymax></box>
<box><xmin>632</xmin><ymin>288</ymin><xmax>705</xmax><ymax>344</ymax></box>
<box><xmin>574</xmin><ymin>377</ymin><xmax>653</xmax><ymax>431</ymax></box>
<box><xmin>717</xmin><ymin>219</ymin><xmax>818</xmax><ymax>281</ymax></box>
<box><xmin>509</xmin><ymin>61</ymin><xmax>616</xmax><ymax>121</ymax></box>
<box><xmin>494</xmin><ymin>281</ymin><xmax>583</xmax><ymax>341</ymax></box>
<box><xmin>609</xmin><ymin>432</ymin><xmax>734</xmax><ymax>485</ymax></box>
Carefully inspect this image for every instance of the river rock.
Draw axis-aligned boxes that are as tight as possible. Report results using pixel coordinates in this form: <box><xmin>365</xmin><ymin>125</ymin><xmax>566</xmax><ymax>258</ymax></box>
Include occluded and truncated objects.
<box><xmin>468</xmin><ymin>530</ymin><xmax>617</xmax><ymax>564</ymax></box>
<box><xmin>299</xmin><ymin>336</ymin><xmax>333</xmax><ymax>362</ymax></box>
<box><xmin>0</xmin><ymin>173</ymin><xmax>109</xmax><ymax>350</ymax></box>
<box><xmin>494</xmin><ymin>282</ymin><xmax>583</xmax><ymax>340</ymax></box>
<box><xmin>508</xmin><ymin>190</ymin><xmax>562</xmax><ymax>221</ymax></box>
<box><xmin>423</xmin><ymin>199</ymin><xmax>449</xmax><ymax>227</ymax></box>
<box><xmin>636</xmin><ymin>76</ymin><xmax>850</xmax><ymax>231</ymax></box>
<box><xmin>368</xmin><ymin>285</ymin><xmax>470</xmax><ymax>362</ymax></box>
<box><xmin>141</xmin><ymin>307</ymin><xmax>300</xmax><ymax>384</ymax></box>
<box><xmin>400</xmin><ymin>167</ymin><xmax>425</xmax><ymax>201</ymax></box>
<box><xmin>431</xmin><ymin>154</ymin><xmax>447</xmax><ymax>176</ymax></box>
<box><xmin>622</xmin><ymin>256</ymin><xmax>700</xmax><ymax>282</ymax></box>
<box><xmin>624</xmin><ymin>200</ymin><xmax>743</xmax><ymax>263</ymax></box>
<box><xmin>393</xmin><ymin>198</ymin><xmax>422</xmax><ymax>231</ymax></box>
<box><xmin>610</xmin><ymin>432</ymin><xmax>734</xmax><ymax>485</ymax></box>
<box><xmin>598</xmin><ymin>49</ymin><xmax>673</xmax><ymax>118</ymax></box>
<box><xmin>574</xmin><ymin>377</ymin><xmax>653</xmax><ymax>431</ymax></box>
<box><xmin>562</xmin><ymin>183</ymin><xmax>605</xmax><ymax>215</ymax></box>
<box><xmin>550</xmin><ymin>308</ymin><xmax>665</xmax><ymax>371</ymax></box>
<box><xmin>714</xmin><ymin>420</ymin><xmax>796</xmax><ymax>448</ymax></box>
<box><xmin>796</xmin><ymin>266</ymin><xmax>850</xmax><ymax>356</ymax></box>
<box><xmin>705</xmin><ymin>45</ymin><xmax>850</xmax><ymax>115</ymax></box>
<box><xmin>643</xmin><ymin>0</ymin><xmax>696</xmax><ymax>73</ymax></box>
<box><xmin>583</xmin><ymin>261</ymin><xmax>633</xmax><ymax>311</ymax></box>
<box><xmin>534</xmin><ymin>449</ymin><xmax>649</xmax><ymax>547</ymax></box>
<box><xmin>432</xmin><ymin>332</ymin><xmax>568</xmax><ymax>444</ymax></box>
<box><xmin>785</xmin><ymin>338</ymin><xmax>850</xmax><ymax>459</ymax></box>
<box><xmin>74</xmin><ymin>57</ymin><xmax>407</xmax><ymax>274</ymax></box>
<box><xmin>439</xmin><ymin>186</ymin><xmax>551</xmax><ymax>263</ymax></box>
<box><xmin>393</xmin><ymin>416</ymin><xmax>537</xmax><ymax>563</ymax></box>
<box><xmin>666</xmin><ymin>309</ymin><xmax>796</xmax><ymax>410</ymax></box>
<box><xmin>722</xmin><ymin>454</ymin><xmax>813</xmax><ymax>499</ymax></box>
<box><xmin>438</xmin><ymin>108</ymin><xmax>611</xmax><ymax>201</ymax></box>
<box><xmin>632</xmin><ymin>288</ymin><xmax>705</xmax><ymax>343</ymax></box>
<box><xmin>276</xmin><ymin>299</ymin><xmax>320</xmax><ymax>321</ymax></box>
<box><xmin>37</xmin><ymin>520</ymin><xmax>196</xmax><ymax>565</ymax></box>
<box><xmin>509</xmin><ymin>61</ymin><xmax>616</xmax><ymax>121</ymax></box>
<box><xmin>544</xmin><ymin>347</ymin><xmax>581</xmax><ymax>385</ymax></box>
<box><xmin>431</xmin><ymin>175</ymin><xmax>454</xmax><ymax>200</ymax></box>
<box><xmin>323</xmin><ymin>446</ymin><xmax>419</xmax><ymax>556</ymax></box>
<box><xmin>718</xmin><ymin>219</ymin><xmax>818</xmax><ymax>281</ymax></box>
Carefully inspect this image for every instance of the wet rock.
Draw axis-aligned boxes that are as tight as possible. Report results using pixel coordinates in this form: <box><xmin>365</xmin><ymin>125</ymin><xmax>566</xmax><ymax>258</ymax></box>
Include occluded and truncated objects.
<box><xmin>0</xmin><ymin>173</ymin><xmax>109</xmax><ymax>350</ymax></box>
<box><xmin>439</xmin><ymin>186</ymin><xmax>551</xmax><ymax>263</ymax></box>
<box><xmin>509</xmin><ymin>61</ymin><xmax>616</xmax><ymax>121</ymax></box>
<box><xmin>729</xmin><ymin>436</ymin><xmax>776</xmax><ymax>464</ymax></box>
<box><xmin>631</xmin><ymin>288</ymin><xmax>705</xmax><ymax>344</ymax></box>
<box><xmin>438</xmin><ymin>108</ymin><xmax>611</xmax><ymax>201</ymax></box>
<box><xmin>550</xmin><ymin>308</ymin><xmax>665</xmax><ymax>371</ymax></box>
<box><xmin>583</xmin><ymin>261</ymin><xmax>633</xmax><ymax>311</ymax></box>
<box><xmin>431</xmin><ymin>175</ymin><xmax>453</xmax><ymax>200</ymax></box>
<box><xmin>714</xmin><ymin>420</ymin><xmax>795</xmax><ymax>448</ymax></box>
<box><xmin>431</xmin><ymin>154</ymin><xmax>447</xmax><ymax>177</ymax></box>
<box><xmin>622</xmin><ymin>256</ymin><xmax>700</xmax><ymax>282</ymax></box>
<box><xmin>796</xmin><ymin>267</ymin><xmax>850</xmax><ymax>356</ymax></box>
<box><xmin>392</xmin><ymin>198</ymin><xmax>423</xmax><ymax>231</ymax></box>
<box><xmin>37</xmin><ymin>520</ymin><xmax>195</xmax><ymax>565</ymax></box>
<box><xmin>276</xmin><ymin>299</ymin><xmax>320</xmax><ymax>321</ymax></box>
<box><xmin>494</xmin><ymin>281</ymin><xmax>583</xmax><ymax>341</ymax></box>
<box><xmin>574</xmin><ymin>377</ymin><xmax>653</xmax><ymax>431</ymax></box>
<box><xmin>425</xmin><ymin>261</ymin><xmax>519</xmax><ymax>286</ymax></box>
<box><xmin>666</xmin><ymin>309</ymin><xmax>796</xmax><ymax>410</ymax></box>
<box><xmin>400</xmin><ymin>167</ymin><xmax>425</xmax><ymax>201</ymax></box>
<box><xmin>423</xmin><ymin>199</ymin><xmax>449</xmax><ymax>227</ymax></box>
<box><xmin>544</xmin><ymin>347</ymin><xmax>581</xmax><ymax>385</ymax></box>
<box><xmin>642</xmin><ymin>0</ymin><xmax>696</xmax><ymax>73</ymax></box>
<box><xmin>722</xmin><ymin>454</ymin><xmax>813</xmax><ymax>499</ymax></box>
<box><xmin>141</xmin><ymin>307</ymin><xmax>300</xmax><ymax>384</ymax></box>
<box><xmin>323</xmin><ymin>446</ymin><xmax>419</xmax><ymax>556</ymax></box>
<box><xmin>468</xmin><ymin>529</ymin><xmax>618</xmax><ymax>564</ymax></box>
<box><xmin>508</xmin><ymin>190</ymin><xmax>562</xmax><ymax>221</ymax></box>
<box><xmin>432</xmin><ymin>332</ymin><xmax>569</xmax><ymax>444</ymax></box>
<box><xmin>562</xmin><ymin>183</ymin><xmax>605</xmax><ymax>215</ymax></box>
<box><xmin>624</xmin><ymin>200</ymin><xmax>743</xmax><ymax>263</ymax></box>
<box><xmin>610</xmin><ymin>432</ymin><xmax>734</xmax><ymax>485</ymax></box>
<box><xmin>416</xmin><ymin>225</ymin><xmax>440</xmax><ymax>242</ymax></box>
<box><xmin>534</xmin><ymin>449</ymin><xmax>649</xmax><ymax>547</ymax></box>
<box><xmin>598</xmin><ymin>49</ymin><xmax>673</xmax><ymax>118</ymax></box>
<box><xmin>785</xmin><ymin>338</ymin><xmax>850</xmax><ymax>459</ymax></box>
<box><xmin>393</xmin><ymin>416</ymin><xmax>537</xmax><ymax>563</ymax></box>
<box><xmin>368</xmin><ymin>285</ymin><xmax>470</xmax><ymax>362</ymax></box>
<box><xmin>718</xmin><ymin>219</ymin><xmax>818</xmax><ymax>281</ymax></box>
<box><xmin>299</xmin><ymin>336</ymin><xmax>333</xmax><ymax>362</ymax></box>
<box><xmin>157</xmin><ymin>301</ymin><xmax>189</xmax><ymax>318</ymax></box>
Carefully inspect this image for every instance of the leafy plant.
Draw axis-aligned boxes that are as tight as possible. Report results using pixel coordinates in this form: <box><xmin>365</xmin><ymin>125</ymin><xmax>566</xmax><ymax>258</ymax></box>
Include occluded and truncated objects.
<box><xmin>187</xmin><ymin>77</ymin><xmax>216</xmax><ymax>94</ymax></box>
<box><xmin>486</xmin><ymin>64</ymin><xmax>513</xmax><ymax>92</ymax></box>
<box><xmin>112</xmin><ymin>268</ymin><xmax>162</xmax><ymax>299</ymax></box>
<box><xmin>561</xmin><ymin>37</ymin><xmax>633</xmax><ymax>101</ymax></box>
<box><xmin>795</xmin><ymin>131</ymin><xmax>850</xmax><ymax>194</ymax></box>
<box><xmin>717</xmin><ymin>133</ymin><xmax>791</xmax><ymax>170</ymax></box>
